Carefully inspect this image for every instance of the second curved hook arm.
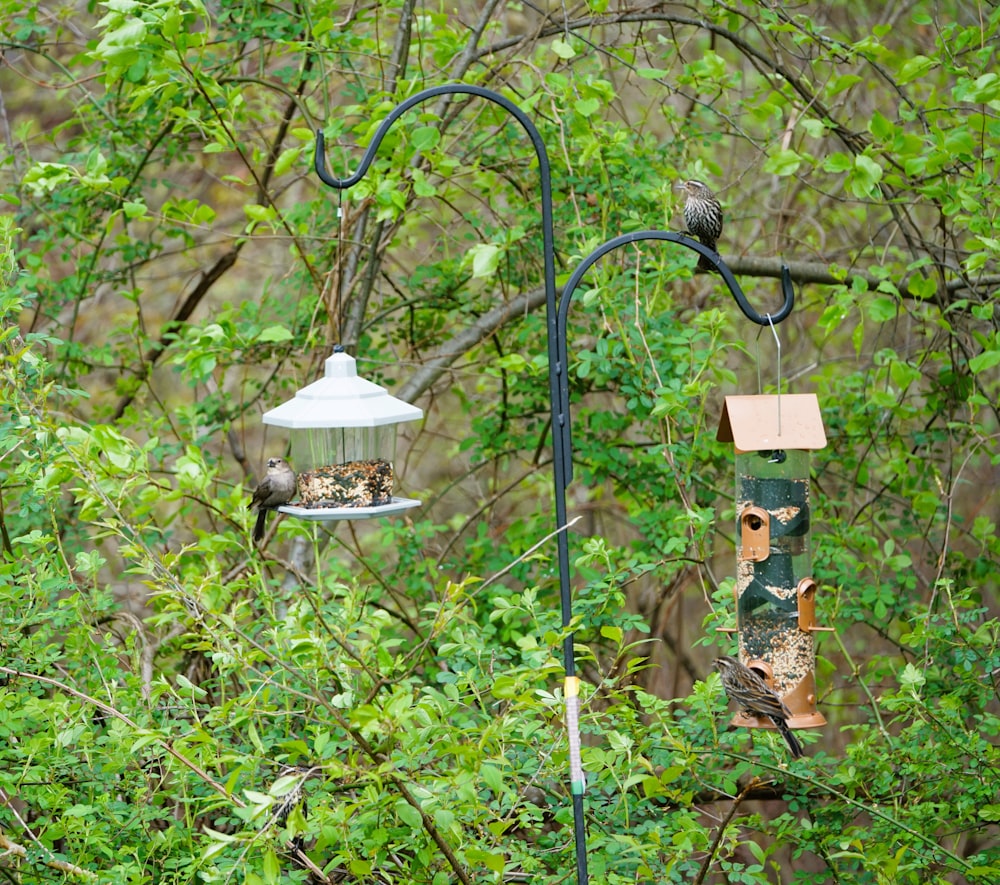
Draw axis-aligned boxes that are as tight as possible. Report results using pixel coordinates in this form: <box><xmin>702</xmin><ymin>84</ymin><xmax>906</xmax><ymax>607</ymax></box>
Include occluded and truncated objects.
<box><xmin>556</xmin><ymin>231</ymin><xmax>794</xmax><ymax>336</ymax></box>
<box><xmin>552</xmin><ymin>231</ymin><xmax>795</xmax><ymax>483</ymax></box>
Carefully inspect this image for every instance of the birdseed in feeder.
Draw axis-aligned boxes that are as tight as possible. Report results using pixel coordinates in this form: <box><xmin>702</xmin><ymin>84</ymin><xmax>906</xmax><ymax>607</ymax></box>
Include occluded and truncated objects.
<box><xmin>296</xmin><ymin>459</ymin><xmax>394</xmax><ymax>508</ymax></box>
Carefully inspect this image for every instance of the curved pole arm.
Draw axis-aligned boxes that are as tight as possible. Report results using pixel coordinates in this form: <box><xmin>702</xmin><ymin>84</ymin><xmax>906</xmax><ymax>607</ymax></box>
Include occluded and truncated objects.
<box><xmin>556</xmin><ymin>230</ymin><xmax>793</xmax><ymax>334</ymax></box>
<box><xmin>552</xmin><ymin>230</ymin><xmax>796</xmax><ymax>483</ymax></box>
<box><xmin>315</xmin><ymin>83</ymin><xmax>549</xmax><ymax>196</ymax></box>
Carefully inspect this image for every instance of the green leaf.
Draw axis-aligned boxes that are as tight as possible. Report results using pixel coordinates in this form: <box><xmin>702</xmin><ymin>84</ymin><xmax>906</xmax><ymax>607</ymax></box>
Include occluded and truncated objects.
<box><xmin>600</xmin><ymin>625</ymin><xmax>623</xmax><ymax>643</ymax></box>
<box><xmin>123</xmin><ymin>200</ymin><xmax>147</xmax><ymax>219</ymax></box>
<box><xmin>763</xmin><ymin>149</ymin><xmax>802</xmax><ymax>176</ymax></box>
<box><xmin>469</xmin><ymin>243</ymin><xmax>501</xmax><ymax>279</ymax></box>
<box><xmin>248</xmin><ymin>722</ymin><xmax>265</xmax><ymax>754</ymax></box>
<box><xmin>255</xmin><ymin>325</ymin><xmax>293</xmax><ymax>343</ymax></box>
<box><xmin>867</xmin><ymin>111</ymin><xmax>895</xmax><ymax>141</ymax></box>
<box><xmin>800</xmin><ymin>118</ymin><xmax>827</xmax><ymax>138</ymax></box>
<box><xmin>694</xmin><ymin>51</ymin><xmax>726</xmax><ymax>80</ymax></box>
<box><xmin>273</xmin><ymin>146</ymin><xmax>301</xmax><ymax>176</ymax></box>
<box><xmin>465</xmin><ymin>848</ymin><xmax>505</xmax><ymax>874</ymax></box>
<box><xmin>480</xmin><ymin>763</ymin><xmax>505</xmax><ymax>795</ymax></box>
<box><xmin>897</xmin><ymin>55</ymin><xmax>936</xmax><ymax>84</ymax></box>
<box><xmin>823</xmin><ymin>152</ymin><xmax>853</xmax><ymax>173</ymax></box>
<box><xmin>244</xmin><ymin>203</ymin><xmax>276</xmax><ymax>223</ymax></box>
<box><xmin>130</xmin><ymin>731</ymin><xmax>162</xmax><ymax>754</ymax></box>
<box><xmin>851</xmin><ymin>319</ymin><xmax>864</xmax><ymax>357</ymax></box>
<box><xmin>979</xmin><ymin>805</ymin><xmax>1000</xmax><ymax>822</ymax></box>
<box><xmin>889</xmin><ymin>359</ymin><xmax>921</xmax><ymax>389</ymax></box>
<box><xmin>969</xmin><ymin>349</ymin><xmax>1000</xmax><ymax>375</ymax></box>
<box><xmin>263</xmin><ymin>847</ymin><xmax>281</xmax><ymax>884</ymax></box>
<box><xmin>410</xmin><ymin>125</ymin><xmax>441</xmax><ymax>152</ymax></box>
<box><xmin>899</xmin><ymin>662</ymin><xmax>926</xmax><ymax>693</ymax></box>
<box><xmin>396</xmin><ymin>798</ymin><xmax>423</xmax><ymax>830</ymax></box>
<box><xmin>92</xmin><ymin>18</ymin><xmax>147</xmax><ymax>61</ymax></box>
<box><xmin>848</xmin><ymin>154</ymin><xmax>883</xmax><ymax>198</ymax></box>
<box><xmin>867</xmin><ymin>295</ymin><xmax>897</xmax><ymax>322</ymax></box>
<box><xmin>827</xmin><ymin>73</ymin><xmax>862</xmax><ymax>95</ymax></box>
<box><xmin>413</xmin><ymin>171</ymin><xmax>437</xmax><ymax>197</ymax></box>
<box><xmin>551</xmin><ymin>38</ymin><xmax>575</xmax><ymax>59</ymax></box>
<box><xmin>175</xmin><ymin>674</ymin><xmax>207</xmax><ymax>697</ymax></box>
<box><xmin>954</xmin><ymin>73</ymin><xmax>1000</xmax><ymax>103</ymax></box>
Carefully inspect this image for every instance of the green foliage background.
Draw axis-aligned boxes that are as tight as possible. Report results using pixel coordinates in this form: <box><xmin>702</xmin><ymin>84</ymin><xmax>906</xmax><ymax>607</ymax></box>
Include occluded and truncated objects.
<box><xmin>1</xmin><ymin>0</ymin><xmax>998</xmax><ymax>882</ymax></box>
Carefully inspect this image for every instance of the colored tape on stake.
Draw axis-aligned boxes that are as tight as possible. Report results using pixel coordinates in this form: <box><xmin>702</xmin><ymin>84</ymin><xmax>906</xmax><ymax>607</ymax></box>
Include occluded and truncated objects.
<box><xmin>564</xmin><ymin>677</ymin><xmax>586</xmax><ymax>793</ymax></box>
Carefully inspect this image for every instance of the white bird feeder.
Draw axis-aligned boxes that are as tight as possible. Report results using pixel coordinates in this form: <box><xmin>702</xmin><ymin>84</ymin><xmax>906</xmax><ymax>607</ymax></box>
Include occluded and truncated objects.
<box><xmin>262</xmin><ymin>346</ymin><xmax>423</xmax><ymax>521</ymax></box>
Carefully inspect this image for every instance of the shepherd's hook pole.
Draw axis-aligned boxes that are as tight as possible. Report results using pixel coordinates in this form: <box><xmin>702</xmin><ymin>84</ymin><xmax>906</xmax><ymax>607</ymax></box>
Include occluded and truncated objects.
<box><xmin>314</xmin><ymin>84</ymin><xmax>588</xmax><ymax>885</ymax></box>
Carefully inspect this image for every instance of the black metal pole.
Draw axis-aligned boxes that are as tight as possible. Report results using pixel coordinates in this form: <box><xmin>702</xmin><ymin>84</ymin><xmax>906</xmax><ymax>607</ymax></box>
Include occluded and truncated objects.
<box><xmin>314</xmin><ymin>84</ymin><xmax>588</xmax><ymax>885</ymax></box>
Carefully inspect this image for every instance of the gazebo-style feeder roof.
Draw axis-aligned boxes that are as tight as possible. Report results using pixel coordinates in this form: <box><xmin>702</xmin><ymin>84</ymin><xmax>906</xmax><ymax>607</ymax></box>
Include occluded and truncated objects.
<box><xmin>263</xmin><ymin>347</ymin><xmax>422</xmax><ymax>521</ymax></box>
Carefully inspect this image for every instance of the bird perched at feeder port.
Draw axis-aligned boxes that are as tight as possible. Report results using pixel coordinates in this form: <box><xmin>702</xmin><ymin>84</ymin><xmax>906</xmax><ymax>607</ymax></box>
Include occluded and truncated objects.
<box><xmin>713</xmin><ymin>655</ymin><xmax>804</xmax><ymax>758</ymax></box>
<box><xmin>676</xmin><ymin>179</ymin><xmax>723</xmax><ymax>269</ymax></box>
<box><xmin>249</xmin><ymin>457</ymin><xmax>296</xmax><ymax>543</ymax></box>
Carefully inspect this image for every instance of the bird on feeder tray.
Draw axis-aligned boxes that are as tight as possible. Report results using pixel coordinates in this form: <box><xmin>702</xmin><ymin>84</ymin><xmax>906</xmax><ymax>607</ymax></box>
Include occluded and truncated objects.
<box><xmin>676</xmin><ymin>179</ymin><xmax>724</xmax><ymax>270</ymax></box>
<box><xmin>248</xmin><ymin>457</ymin><xmax>296</xmax><ymax>543</ymax></box>
<box><xmin>713</xmin><ymin>655</ymin><xmax>803</xmax><ymax>758</ymax></box>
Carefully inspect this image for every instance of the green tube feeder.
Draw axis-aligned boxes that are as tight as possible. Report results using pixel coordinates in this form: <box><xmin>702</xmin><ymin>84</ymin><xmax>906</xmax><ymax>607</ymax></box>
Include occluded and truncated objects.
<box><xmin>717</xmin><ymin>394</ymin><xmax>831</xmax><ymax>732</ymax></box>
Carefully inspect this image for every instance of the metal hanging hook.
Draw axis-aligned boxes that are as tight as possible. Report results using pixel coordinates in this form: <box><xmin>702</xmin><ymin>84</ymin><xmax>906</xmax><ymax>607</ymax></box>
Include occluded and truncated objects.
<box><xmin>314</xmin><ymin>83</ymin><xmax>588</xmax><ymax>885</ymax></box>
<box><xmin>767</xmin><ymin>312</ymin><xmax>782</xmax><ymax>436</ymax></box>
<box><xmin>754</xmin><ymin>312</ymin><xmax>783</xmax><ymax>390</ymax></box>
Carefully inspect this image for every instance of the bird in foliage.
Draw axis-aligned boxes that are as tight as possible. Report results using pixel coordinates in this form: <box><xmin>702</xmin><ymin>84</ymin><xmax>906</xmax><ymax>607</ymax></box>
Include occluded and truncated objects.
<box><xmin>713</xmin><ymin>655</ymin><xmax>803</xmax><ymax>758</ymax></box>
<box><xmin>248</xmin><ymin>457</ymin><xmax>296</xmax><ymax>543</ymax></box>
<box><xmin>676</xmin><ymin>179</ymin><xmax>723</xmax><ymax>269</ymax></box>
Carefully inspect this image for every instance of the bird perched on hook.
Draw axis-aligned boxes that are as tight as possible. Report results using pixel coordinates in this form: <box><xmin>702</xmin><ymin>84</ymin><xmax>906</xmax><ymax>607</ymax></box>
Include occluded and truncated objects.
<box><xmin>248</xmin><ymin>457</ymin><xmax>296</xmax><ymax>543</ymax></box>
<box><xmin>713</xmin><ymin>655</ymin><xmax>803</xmax><ymax>758</ymax></box>
<box><xmin>676</xmin><ymin>179</ymin><xmax>723</xmax><ymax>269</ymax></box>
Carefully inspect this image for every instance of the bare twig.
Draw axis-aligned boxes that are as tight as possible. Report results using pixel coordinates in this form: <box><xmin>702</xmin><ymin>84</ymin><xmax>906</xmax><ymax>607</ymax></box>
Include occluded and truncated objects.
<box><xmin>479</xmin><ymin>516</ymin><xmax>582</xmax><ymax>592</ymax></box>
<box><xmin>693</xmin><ymin>777</ymin><xmax>760</xmax><ymax>885</ymax></box>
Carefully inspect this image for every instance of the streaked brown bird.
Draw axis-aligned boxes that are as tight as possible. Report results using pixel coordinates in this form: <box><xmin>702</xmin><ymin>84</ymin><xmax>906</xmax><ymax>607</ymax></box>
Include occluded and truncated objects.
<box><xmin>249</xmin><ymin>457</ymin><xmax>296</xmax><ymax>543</ymax></box>
<box><xmin>676</xmin><ymin>179</ymin><xmax>723</xmax><ymax>268</ymax></box>
<box><xmin>713</xmin><ymin>655</ymin><xmax>803</xmax><ymax>758</ymax></box>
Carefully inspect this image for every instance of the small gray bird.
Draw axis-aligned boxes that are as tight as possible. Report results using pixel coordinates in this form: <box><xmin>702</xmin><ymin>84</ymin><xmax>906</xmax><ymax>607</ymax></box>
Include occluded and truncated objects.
<box><xmin>249</xmin><ymin>457</ymin><xmax>296</xmax><ymax>543</ymax></box>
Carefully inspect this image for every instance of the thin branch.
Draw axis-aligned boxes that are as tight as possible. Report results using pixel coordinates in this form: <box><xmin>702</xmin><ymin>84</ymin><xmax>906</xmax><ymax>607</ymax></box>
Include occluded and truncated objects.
<box><xmin>830</xmin><ymin>631</ymin><xmax>889</xmax><ymax>739</ymax></box>
<box><xmin>110</xmin><ymin>246</ymin><xmax>241</xmax><ymax>420</ymax></box>
<box><xmin>727</xmin><ymin>255</ymin><xmax>998</xmax><ymax>300</ymax></box>
<box><xmin>0</xmin><ymin>828</ymin><xmax>98</xmax><ymax>882</ymax></box>
<box><xmin>393</xmin><ymin>253</ymin><xmax>995</xmax><ymax>408</ymax></box>
<box><xmin>396</xmin><ymin>284</ymin><xmax>549</xmax><ymax>403</ymax></box>
<box><xmin>447</xmin><ymin>0</ymin><xmax>505</xmax><ymax>82</ymax></box>
<box><xmin>693</xmin><ymin>777</ymin><xmax>760</xmax><ymax>885</ymax></box>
